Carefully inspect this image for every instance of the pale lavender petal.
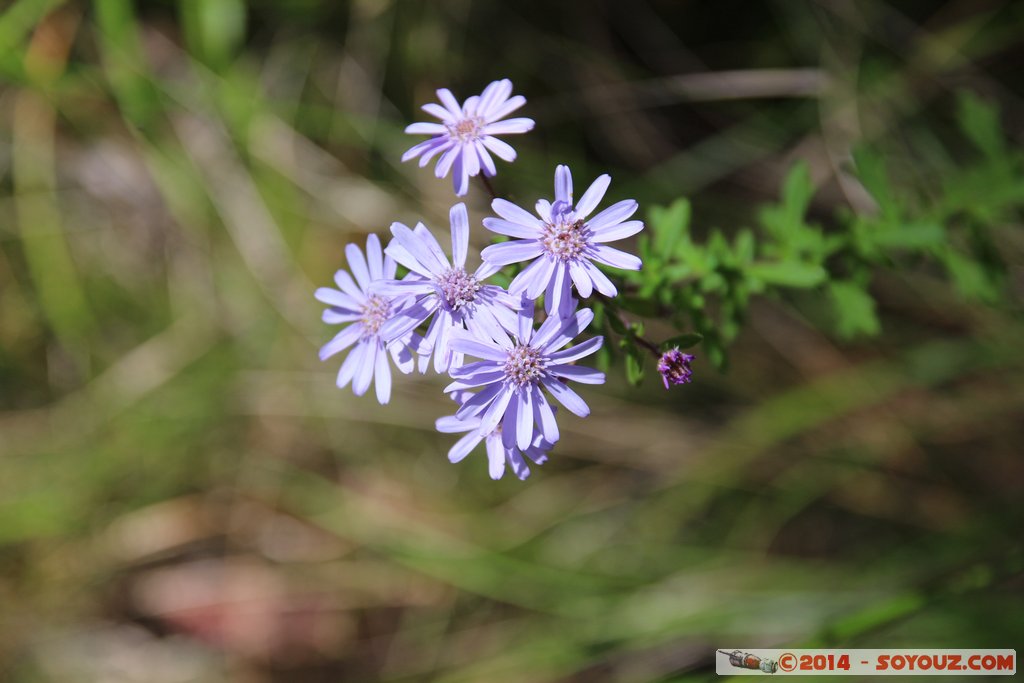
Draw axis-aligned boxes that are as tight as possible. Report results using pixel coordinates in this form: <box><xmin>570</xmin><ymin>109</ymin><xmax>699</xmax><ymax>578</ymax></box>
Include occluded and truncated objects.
<box><xmin>437</xmin><ymin>415</ymin><xmax>475</xmax><ymax>434</ymax></box>
<box><xmin>450</xmin><ymin>202</ymin><xmax>469</xmax><ymax>268</ymax></box>
<box><xmin>322</xmin><ymin>309</ymin><xmax>360</xmax><ymax>324</ymax></box>
<box><xmin>590</xmin><ymin>244</ymin><xmax>642</xmax><ymax>270</ymax></box>
<box><xmin>478</xmin><ymin>79</ymin><xmax>512</xmax><ymax>118</ymax></box>
<box><xmin>436</xmin><ymin>88</ymin><xmax>462</xmax><ymax>117</ymax></box>
<box><xmin>402</xmin><ymin>137</ymin><xmax>445</xmax><ymax>163</ymax></box>
<box><xmin>384</xmin><ymin>254</ymin><xmax>397</xmax><ymax>279</ymax></box>
<box><xmin>379</xmin><ymin>298</ymin><xmax>436</xmax><ymax>341</ymax></box>
<box><xmin>548</xmin><ymin>335</ymin><xmax>603</xmax><ymax>364</ymax></box>
<box><xmin>516</xmin><ymin>386</ymin><xmax>533</xmax><ymax>450</ymax></box>
<box><xmin>581</xmin><ymin>259</ymin><xmax>618</xmax><ymax>296</ymax></box>
<box><xmin>481</xmin><ymin>240</ymin><xmax>544</xmax><ymax>266</ymax></box>
<box><xmin>384</xmin><ymin>240</ymin><xmax>434</xmax><ymax>278</ymax></box>
<box><xmin>374</xmin><ymin>344</ymin><xmax>392</xmax><ymax>404</ymax></box>
<box><xmin>554</xmin><ymin>164</ymin><xmax>573</xmax><ymax>204</ymax></box>
<box><xmin>517</xmin><ymin>297</ymin><xmax>535</xmax><ymax>342</ymax></box>
<box><xmin>506</xmin><ymin>449</ymin><xmax>531</xmax><ymax>481</ymax></box>
<box><xmin>352</xmin><ymin>340</ymin><xmax>378</xmax><ymax>396</ymax></box>
<box><xmin>543</xmin><ymin>378</ymin><xmax>591</xmax><ymax>417</ymax></box>
<box><xmin>418</xmin><ymin>139</ymin><xmax>452</xmax><ymax>167</ymax></box>
<box><xmin>478</xmin><ymin>385</ymin><xmax>515</xmax><ymax>436</ymax></box>
<box><xmin>592</xmin><ymin>220</ymin><xmax>644</xmax><ymax>243</ymax></box>
<box><xmin>432</xmin><ymin>311</ymin><xmax>453</xmax><ymax>374</ymax></box>
<box><xmin>486</xmin><ymin>436</ymin><xmax>506</xmax><ymax>479</ymax></box>
<box><xmin>319</xmin><ymin>324</ymin><xmax>362</xmax><ymax>361</ymax></box>
<box><xmin>345</xmin><ymin>243</ymin><xmax>372</xmax><ymax>290</ymax></box>
<box><xmin>452</xmin><ymin>153</ymin><xmax>469</xmax><ymax>196</ymax></box>
<box><xmin>373</xmin><ymin>279</ymin><xmax>434</xmax><ymax>296</ymax></box>
<box><xmin>532</xmin><ymin>385</ymin><xmax>559</xmax><ymax>444</ymax></box>
<box><xmin>336</xmin><ymin>341</ymin><xmax>366</xmax><ymax>388</ymax></box>
<box><xmin>483</xmin><ymin>118</ymin><xmax>534</xmax><ymax>135</ymax></box>
<box><xmin>487</xmin><ymin>94</ymin><xmax>526</xmax><ymax>121</ymax></box>
<box><xmin>475</xmin><ymin>141</ymin><xmax>496</xmax><ymax>177</ymax></box>
<box><xmin>449</xmin><ymin>359</ymin><xmax>500</xmax><ymax>379</ymax></box>
<box><xmin>462</xmin><ymin>95</ymin><xmax>481</xmax><ymax>117</ymax></box>
<box><xmin>449</xmin><ymin>432</ymin><xmax>483</xmax><ymax>463</ymax></box>
<box><xmin>568</xmin><ymin>259</ymin><xmax>593</xmax><ymax>298</ymax></box>
<box><xmin>422</xmin><ymin>102</ymin><xmax>454</xmax><ymax>122</ymax></box>
<box><xmin>534</xmin><ymin>307</ymin><xmax>594</xmax><ymax>351</ymax></box>
<box><xmin>482</xmin><ymin>136</ymin><xmax>517</xmax><ymax>162</ymax></box>
<box><xmin>456</xmin><ymin>381</ymin><xmax>505</xmax><ymax>420</ymax></box>
<box><xmin>366</xmin><ymin>234</ymin><xmax>384</xmax><ymax>281</ymax></box>
<box><xmin>549</xmin><ymin>364</ymin><xmax>604</xmax><ymax>384</ymax></box>
<box><xmin>412</xmin><ymin>223</ymin><xmax>452</xmax><ymax>272</ymax></box>
<box><xmin>588</xmin><ymin>199</ymin><xmax>639</xmax><ymax>231</ymax></box>
<box><xmin>444</xmin><ymin>370</ymin><xmax>506</xmax><ymax>392</ymax></box>
<box><xmin>462</xmin><ymin>142</ymin><xmax>480</xmax><ymax>177</ymax></box>
<box><xmin>545</xmin><ymin>262</ymin><xmax>571</xmax><ymax>316</ymax></box>
<box><xmin>388</xmin><ymin>337</ymin><xmax>416</xmax><ymax>374</ymax></box>
<box><xmin>315</xmin><ymin>287</ymin><xmax>358</xmax><ymax>310</ymax></box>
<box><xmin>435</xmin><ymin>145</ymin><xmax>460</xmax><ymax>179</ymax></box>
<box><xmin>405</xmin><ymin>122</ymin><xmax>446</xmax><ymax>135</ymax></box>
<box><xmin>535</xmin><ymin>199</ymin><xmax>552</xmax><ymax>220</ymax></box>
<box><xmin>391</xmin><ymin>223</ymin><xmax>447</xmax><ymax>275</ymax></box>
<box><xmin>501</xmin><ymin>395</ymin><xmax>519</xmax><ymax>450</ymax></box>
<box><xmin>574</xmin><ymin>174</ymin><xmax>611</xmax><ymax>219</ymax></box>
<box><xmin>333</xmin><ymin>270</ymin><xmax>364</xmax><ymax>300</ymax></box>
<box><xmin>450</xmin><ymin>336</ymin><xmax>509</xmax><ymax>361</ymax></box>
<box><xmin>482</xmin><ymin>218</ymin><xmax>539</xmax><ymax>239</ymax></box>
<box><xmin>492</xmin><ymin>198</ymin><xmax>544</xmax><ymax>229</ymax></box>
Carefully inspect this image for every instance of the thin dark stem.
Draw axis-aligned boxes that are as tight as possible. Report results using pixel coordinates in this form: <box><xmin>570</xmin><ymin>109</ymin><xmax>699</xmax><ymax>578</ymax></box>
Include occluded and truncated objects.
<box><xmin>596</xmin><ymin>293</ymin><xmax>663</xmax><ymax>358</ymax></box>
<box><xmin>478</xmin><ymin>174</ymin><xmax>498</xmax><ymax>200</ymax></box>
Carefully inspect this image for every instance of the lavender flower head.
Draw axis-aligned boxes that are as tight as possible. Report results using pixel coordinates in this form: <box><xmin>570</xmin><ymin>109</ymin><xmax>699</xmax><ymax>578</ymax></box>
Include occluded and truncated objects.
<box><xmin>657</xmin><ymin>348</ymin><xmax>695</xmax><ymax>389</ymax></box>
<box><xmin>446</xmin><ymin>299</ymin><xmax>604</xmax><ymax>451</ymax></box>
<box><xmin>314</xmin><ymin>234</ymin><xmax>416</xmax><ymax>404</ymax></box>
<box><xmin>377</xmin><ymin>203</ymin><xmax>519</xmax><ymax>373</ymax></box>
<box><xmin>402</xmin><ymin>79</ymin><xmax>534</xmax><ymax>196</ymax></box>
<box><xmin>437</xmin><ymin>391</ymin><xmax>553</xmax><ymax>480</ymax></box>
<box><xmin>480</xmin><ymin>164</ymin><xmax>644</xmax><ymax>317</ymax></box>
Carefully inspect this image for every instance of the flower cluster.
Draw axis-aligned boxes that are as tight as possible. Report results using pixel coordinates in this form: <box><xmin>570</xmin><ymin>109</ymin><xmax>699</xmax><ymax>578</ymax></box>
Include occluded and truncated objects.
<box><xmin>316</xmin><ymin>79</ymin><xmax>653</xmax><ymax>480</ymax></box>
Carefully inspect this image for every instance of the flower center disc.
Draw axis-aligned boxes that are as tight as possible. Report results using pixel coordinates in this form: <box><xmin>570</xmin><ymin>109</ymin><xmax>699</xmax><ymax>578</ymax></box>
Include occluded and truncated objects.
<box><xmin>503</xmin><ymin>345</ymin><xmax>544</xmax><ymax>387</ymax></box>
<box><xmin>438</xmin><ymin>267</ymin><xmax>480</xmax><ymax>311</ymax></box>
<box><xmin>360</xmin><ymin>294</ymin><xmax>392</xmax><ymax>337</ymax></box>
<box><xmin>542</xmin><ymin>217</ymin><xmax>588</xmax><ymax>261</ymax></box>
<box><xmin>447</xmin><ymin>117</ymin><xmax>484</xmax><ymax>142</ymax></box>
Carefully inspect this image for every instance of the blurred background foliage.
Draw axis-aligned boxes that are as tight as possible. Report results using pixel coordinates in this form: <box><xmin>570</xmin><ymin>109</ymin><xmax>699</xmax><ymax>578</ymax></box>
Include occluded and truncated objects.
<box><xmin>1</xmin><ymin>0</ymin><xmax>1022</xmax><ymax>681</ymax></box>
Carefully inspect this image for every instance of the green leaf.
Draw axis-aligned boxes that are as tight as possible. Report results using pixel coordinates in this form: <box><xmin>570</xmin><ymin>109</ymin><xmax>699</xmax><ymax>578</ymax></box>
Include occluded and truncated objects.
<box><xmin>748</xmin><ymin>261</ymin><xmax>828</xmax><ymax>288</ymax></box>
<box><xmin>956</xmin><ymin>91</ymin><xmax>1003</xmax><ymax>160</ymax></box>
<box><xmin>852</xmin><ymin>148</ymin><xmax>897</xmax><ymax>219</ymax></box>
<box><xmin>828</xmin><ymin>280</ymin><xmax>880</xmax><ymax>338</ymax></box>
<box><xmin>869</xmin><ymin>221</ymin><xmax>945</xmax><ymax>250</ymax></box>
<box><xmin>649</xmin><ymin>198</ymin><xmax>690</xmax><ymax>256</ymax></box>
<box><xmin>659</xmin><ymin>333</ymin><xmax>703</xmax><ymax>351</ymax></box>
<box><xmin>624</xmin><ymin>346</ymin><xmax>645</xmax><ymax>386</ymax></box>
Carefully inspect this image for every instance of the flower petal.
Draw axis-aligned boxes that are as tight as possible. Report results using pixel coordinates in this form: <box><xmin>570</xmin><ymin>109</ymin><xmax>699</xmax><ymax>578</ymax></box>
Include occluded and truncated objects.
<box><xmin>554</xmin><ymin>165</ymin><xmax>573</xmax><ymax>204</ymax></box>
<box><xmin>405</xmin><ymin>122</ymin><xmax>446</xmax><ymax>135</ymax></box>
<box><xmin>483</xmin><ymin>118</ymin><xmax>534</xmax><ymax>135</ymax></box>
<box><xmin>592</xmin><ymin>220</ymin><xmax>644</xmax><ymax>243</ymax></box>
<box><xmin>422</xmin><ymin>102</ymin><xmax>454</xmax><ymax>122</ymax></box>
<box><xmin>587</xmin><ymin>199</ymin><xmax>638</xmax><ymax>231</ymax></box>
<box><xmin>352</xmin><ymin>340</ymin><xmax>378</xmax><ymax>396</ymax></box>
<box><xmin>365</xmin><ymin>234</ymin><xmax>384</xmax><ymax>281</ymax></box>
<box><xmin>549</xmin><ymin>364</ymin><xmax>605</xmax><ymax>384</ymax></box>
<box><xmin>568</xmin><ymin>259</ymin><xmax>593</xmax><ymax>298</ymax></box>
<box><xmin>374</xmin><ymin>343</ymin><xmax>392</xmax><ymax>404</ymax></box>
<box><xmin>590</xmin><ymin>244</ymin><xmax>642</xmax><ymax>271</ymax></box>
<box><xmin>345</xmin><ymin>243</ymin><xmax>372</xmax><ymax>290</ymax></box>
<box><xmin>482</xmin><ymin>135</ymin><xmax>517</xmax><ymax>162</ymax></box>
<box><xmin>436</xmin><ymin>88</ymin><xmax>463</xmax><ymax>118</ymax></box>
<box><xmin>543</xmin><ymin>377</ymin><xmax>591</xmax><ymax>417</ymax></box>
<box><xmin>450</xmin><ymin>336</ymin><xmax>509</xmax><ymax>361</ymax></box>
<box><xmin>487</xmin><ymin>94</ymin><xmax>526</xmax><ymax>121</ymax></box>
<box><xmin>486</xmin><ymin>436</ymin><xmax>506</xmax><ymax>479</ymax></box>
<box><xmin>481</xmin><ymin>240</ymin><xmax>544</xmax><ymax>266</ymax></box>
<box><xmin>548</xmin><ymin>335</ymin><xmax>603</xmax><ymax>364</ymax></box>
<box><xmin>574</xmin><ymin>174</ymin><xmax>611</xmax><ymax>219</ymax></box>
<box><xmin>319</xmin><ymin>324</ymin><xmax>363</xmax><ymax>361</ymax></box>
<box><xmin>336</xmin><ymin>341</ymin><xmax>366</xmax><ymax>388</ymax></box>
<box><xmin>492</xmin><ymin>198</ymin><xmax>544</xmax><ymax>229</ymax></box>
<box><xmin>450</xmin><ymin>203</ymin><xmax>469</xmax><ymax>268</ymax></box>
<box><xmin>449</xmin><ymin>432</ymin><xmax>483</xmax><ymax>463</ymax></box>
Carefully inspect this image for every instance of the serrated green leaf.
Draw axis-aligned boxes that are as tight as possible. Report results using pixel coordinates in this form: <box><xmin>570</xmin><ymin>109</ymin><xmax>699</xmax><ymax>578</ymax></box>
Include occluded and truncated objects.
<box><xmin>869</xmin><ymin>221</ymin><xmax>945</xmax><ymax>250</ymax></box>
<box><xmin>649</xmin><ymin>198</ymin><xmax>690</xmax><ymax>256</ymax></box>
<box><xmin>625</xmin><ymin>347</ymin><xmax>644</xmax><ymax>386</ymax></box>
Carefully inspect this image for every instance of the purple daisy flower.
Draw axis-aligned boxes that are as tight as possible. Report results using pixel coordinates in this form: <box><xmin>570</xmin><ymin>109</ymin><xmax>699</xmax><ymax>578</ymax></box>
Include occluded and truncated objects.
<box><xmin>436</xmin><ymin>391</ymin><xmax>553</xmax><ymax>481</ymax></box>
<box><xmin>376</xmin><ymin>203</ymin><xmax>519</xmax><ymax>374</ymax></box>
<box><xmin>314</xmin><ymin>234</ymin><xmax>417</xmax><ymax>405</ymax></box>
<box><xmin>480</xmin><ymin>164</ymin><xmax>644</xmax><ymax>316</ymax></box>
<box><xmin>402</xmin><ymin>79</ymin><xmax>534</xmax><ymax>196</ymax></box>
<box><xmin>446</xmin><ymin>299</ymin><xmax>604</xmax><ymax>450</ymax></box>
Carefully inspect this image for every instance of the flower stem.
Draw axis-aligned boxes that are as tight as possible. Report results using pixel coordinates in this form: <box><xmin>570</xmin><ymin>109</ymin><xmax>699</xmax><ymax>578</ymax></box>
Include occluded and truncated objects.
<box><xmin>478</xmin><ymin>174</ymin><xmax>498</xmax><ymax>200</ymax></box>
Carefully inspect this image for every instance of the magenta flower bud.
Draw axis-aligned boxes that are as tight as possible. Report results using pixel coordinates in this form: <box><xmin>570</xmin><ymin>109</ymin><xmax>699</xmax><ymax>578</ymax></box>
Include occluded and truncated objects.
<box><xmin>657</xmin><ymin>348</ymin><xmax>694</xmax><ymax>389</ymax></box>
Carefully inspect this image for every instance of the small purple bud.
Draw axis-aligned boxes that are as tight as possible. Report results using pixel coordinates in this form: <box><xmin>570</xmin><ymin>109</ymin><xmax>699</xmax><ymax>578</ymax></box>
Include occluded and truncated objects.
<box><xmin>657</xmin><ymin>348</ymin><xmax>694</xmax><ymax>389</ymax></box>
